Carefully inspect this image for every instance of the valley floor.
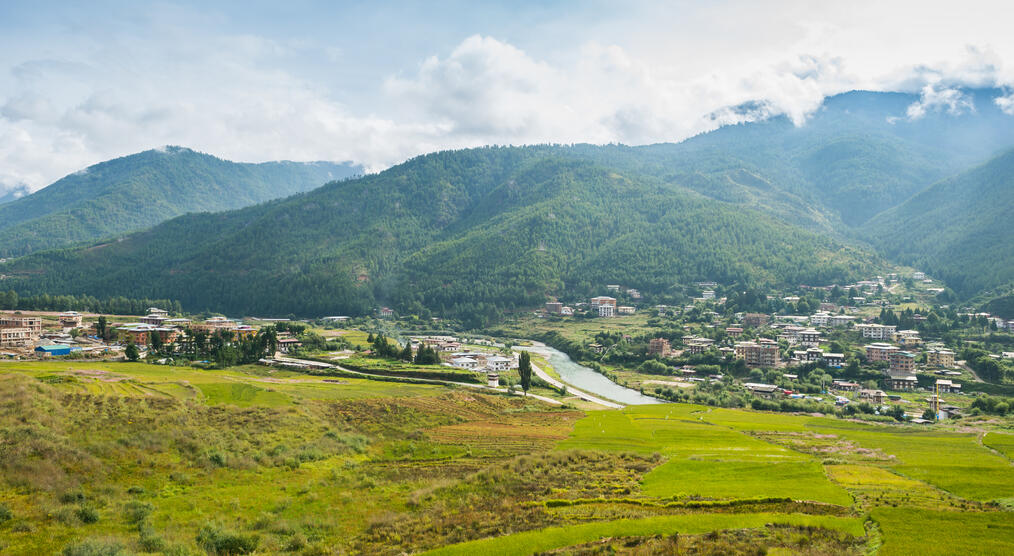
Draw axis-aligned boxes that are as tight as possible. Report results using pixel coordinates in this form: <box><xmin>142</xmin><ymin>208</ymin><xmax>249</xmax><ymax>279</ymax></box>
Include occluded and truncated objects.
<box><xmin>0</xmin><ymin>360</ymin><xmax>1012</xmax><ymax>554</ymax></box>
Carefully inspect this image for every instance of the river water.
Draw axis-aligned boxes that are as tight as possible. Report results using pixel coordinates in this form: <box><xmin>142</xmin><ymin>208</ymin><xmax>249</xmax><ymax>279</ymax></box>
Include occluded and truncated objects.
<box><xmin>520</xmin><ymin>344</ymin><xmax>662</xmax><ymax>405</ymax></box>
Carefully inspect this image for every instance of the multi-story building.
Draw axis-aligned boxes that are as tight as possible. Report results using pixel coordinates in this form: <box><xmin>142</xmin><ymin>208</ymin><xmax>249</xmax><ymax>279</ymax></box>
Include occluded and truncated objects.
<box><xmin>648</xmin><ymin>338</ymin><xmax>671</xmax><ymax>357</ymax></box>
<box><xmin>734</xmin><ymin>339</ymin><xmax>779</xmax><ymax>368</ymax></box>
<box><xmin>894</xmin><ymin>330</ymin><xmax>922</xmax><ymax>347</ymax></box>
<box><xmin>889</xmin><ymin>350</ymin><xmax>916</xmax><ymax>373</ymax></box>
<box><xmin>885</xmin><ymin>374</ymin><xmax>918</xmax><ymax>391</ymax></box>
<box><xmin>866</xmin><ymin>343</ymin><xmax>898</xmax><ymax>362</ymax></box>
<box><xmin>810</xmin><ymin>312</ymin><xmax>831</xmax><ymax>327</ymax></box>
<box><xmin>598</xmin><ymin>304</ymin><xmax>615</xmax><ymax>318</ymax></box>
<box><xmin>684</xmin><ymin>337</ymin><xmax>715</xmax><ymax>355</ymax></box>
<box><xmin>823</xmin><ymin>353</ymin><xmax>845</xmax><ymax>367</ymax></box>
<box><xmin>0</xmin><ymin>327</ymin><xmax>32</xmax><ymax>348</ymax></box>
<box><xmin>828</xmin><ymin>315</ymin><xmax>855</xmax><ymax>327</ymax></box>
<box><xmin>58</xmin><ymin>311</ymin><xmax>83</xmax><ymax>328</ymax></box>
<box><xmin>798</xmin><ymin>328</ymin><xmax>821</xmax><ymax>348</ymax></box>
<box><xmin>725</xmin><ymin>327</ymin><xmax>743</xmax><ymax>338</ymax></box>
<box><xmin>926</xmin><ymin>349</ymin><xmax>955</xmax><ymax>368</ymax></box>
<box><xmin>545</xmin><ymin>302</ymin><xmax>563</xmax><ymax>315</ymax></box>
<box><xmin>0</xmin><ymin>313</ymin><xmax>42</xmax><ymax>336</ymax></box>
<box><xmin>856</xmin><ymin>324</ymin><xmax>896</xmax><ymax>341</ymax></box>
<box><xmin>590</xmin><ymin>296</ymin><xmax>617</xmax><ymax>310</ymax></box>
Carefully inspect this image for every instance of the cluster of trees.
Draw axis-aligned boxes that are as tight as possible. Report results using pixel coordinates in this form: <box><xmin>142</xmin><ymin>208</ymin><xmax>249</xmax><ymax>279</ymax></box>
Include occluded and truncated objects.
<box><xmin>0</xmin><ymin>290</ymin><xmax>181</xmax><ymax>316</ymax></box>
<box><xmin>971</xmin><ymin>395</ymin><xmax>1011</xmax><ymax>415</ymax></box>
<box><xmin>141</xmin><ymin>327</ymin><xmax>279</xmax><ymax>368</ymax></box>
<box><xmin>961</xmin><ymin>347</ymin><xmax>1013</xmax><ymax>384</ymax></box>
<box><xmin>366</xmin><ymin>333</ymin><xmax>440</xmax><ymax>365</ymax></box>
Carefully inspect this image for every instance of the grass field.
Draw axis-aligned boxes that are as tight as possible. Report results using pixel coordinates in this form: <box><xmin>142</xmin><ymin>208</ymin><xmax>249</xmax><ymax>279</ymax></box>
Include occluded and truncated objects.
<box><xmin>2</xmin><ymin>359</ymin><xmax>1013</xmax><ymax>553</ymax></box>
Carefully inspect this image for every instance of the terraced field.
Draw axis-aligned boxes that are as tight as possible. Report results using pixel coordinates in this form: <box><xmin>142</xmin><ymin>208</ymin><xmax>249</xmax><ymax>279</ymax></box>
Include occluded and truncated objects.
<box><xmin>1</xmin><ymin>361</ymin><xmax>1012</xmax><ymax>554</ymax></box>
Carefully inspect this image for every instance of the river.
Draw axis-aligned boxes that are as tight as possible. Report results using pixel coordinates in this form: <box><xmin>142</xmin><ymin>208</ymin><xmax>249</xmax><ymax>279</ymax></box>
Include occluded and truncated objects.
<box><xmin>518</xmin><ymin>343</ymin><xmax>662</xmax><ymax>405</ymax></box>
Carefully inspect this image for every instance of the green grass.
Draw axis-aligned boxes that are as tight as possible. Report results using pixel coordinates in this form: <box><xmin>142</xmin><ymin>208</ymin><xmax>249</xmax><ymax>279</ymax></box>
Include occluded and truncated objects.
<box><xmin>641</xmin><ymin>460</ymin><xmax>853</xmax><ymax>506</ymax></box>
<box><xmin>424</xmin><ymin>513</ymin><xmax>866</xmax><ymax>556</ymax></box>
<box><xmin>874</xmin><ymin>508</ymin><xmax>1014</xmax><ymax>556</ymax></box>
<box><xmin>983</xmin><ymin>432</ymin><xmax>1014</xmax><ymax>459</ymax></box>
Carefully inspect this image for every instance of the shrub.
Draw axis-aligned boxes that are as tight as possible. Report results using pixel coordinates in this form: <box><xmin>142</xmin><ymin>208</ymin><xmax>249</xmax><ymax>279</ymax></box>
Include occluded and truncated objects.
<box><xmin>138</xmin><ymin>525</ymin><xmax>168</xmax><ymax>553</ymax></box>
<box><xmin>123</xmin><ymin>500</ymin><xmax>153</xmax><ymax>526</ymax></box>
<box><xmin>197</xmin><ymin>523</ymin><xmax>260</xmax><ymax>555</ymax></box>
<box><xmin>0</xmin><ymin>503</ymin><xmax>11</xmax><ymax>523</ymax></box>
<box><xmin>61</xmin><ymin>538</ymin><xmax>127</xmax><ymax>556</ymax></box>
<box><xmin>76</xmin><ymin>505</ymin><xmax>100</xmax><ymax>524</ymax></box>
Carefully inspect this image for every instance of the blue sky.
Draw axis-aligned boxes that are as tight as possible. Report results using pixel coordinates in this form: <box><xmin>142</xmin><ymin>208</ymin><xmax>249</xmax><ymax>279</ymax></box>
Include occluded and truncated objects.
<box><xmin>2</xmin><ymin>1</ymin><xmax>1013</xmax><ymax>192</ymax></box>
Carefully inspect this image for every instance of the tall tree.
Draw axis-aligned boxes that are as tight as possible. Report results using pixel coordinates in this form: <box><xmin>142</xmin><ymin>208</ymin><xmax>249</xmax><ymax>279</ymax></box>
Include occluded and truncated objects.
<box><xmin>125</xmin><ymin>342</ymin><xmax>139</xmax><ymax>362</ymax></box>
<box><xmin>519</xmin><ymin>351</ymin><xmax>532</xmax><ymax>397</ymax></box>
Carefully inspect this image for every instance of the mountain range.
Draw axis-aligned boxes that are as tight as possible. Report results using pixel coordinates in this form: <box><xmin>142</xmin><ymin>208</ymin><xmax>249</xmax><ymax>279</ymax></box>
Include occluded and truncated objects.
<box><xmin>2</xmin><ymin>89</ymin><xmax>1013</xmax><ymax>320</ymax></box>
<box><xmin>0</xmin><ymin>147</ymin><xmax>361</xmax><ymax>257</ymax></box>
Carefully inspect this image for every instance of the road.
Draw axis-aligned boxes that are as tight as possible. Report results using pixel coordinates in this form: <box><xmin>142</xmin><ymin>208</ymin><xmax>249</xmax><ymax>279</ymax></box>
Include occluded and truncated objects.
<box><xmin>269</xmin><ymin>355</ymin><xmax>564</xmax><ymax>406</ymax></box>
<box><xmin>529</xmin><ymin>361</ymin><xmax>624</xmax><ymax>409</ymax></box>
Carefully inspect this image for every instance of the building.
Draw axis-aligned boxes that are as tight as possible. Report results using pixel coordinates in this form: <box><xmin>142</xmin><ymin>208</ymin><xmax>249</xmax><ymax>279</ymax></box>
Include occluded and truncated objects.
<box><xmin>35</xmin><ymin>344</ymin><xmax>77</xmax><ymax>357</ymax></box>
<box><xmin>859</xmin><ymin>389</ymin><xmax>887</xmax><ymax>404</ymax></box>
<box><xmin>894</xmin><ymin>330</ymin><xmax>922</xmax><ymax>347</ymax></box>
<box><xmin>819</xmin><ymin>303</ymin><xmax>838</xmax><ymax>312</ymax></box>
<box><xmin>885</xmin><ymin>374</ymin><xmax>918</xmax><ymax>391</ymax></box>
<box><xmin>0</xmin><ymin>313</ymin><xmax>42</xmax><ymax>336</ymax></box>
<box><xmin>485</xmin><ymin>356</ymin><xmax>512</xmax><ymax>372</ymax></box>
<box><xmin>856</xmin><ymin>324</ymin><xmax>896</xmax><ymax>341</ymax></box>
<box><xmin>828</xmin><ymin>315</ymin><xmax>855</xmax><ymax>327</ymax></box>
<box><xmin>744</xmin><ymin>382</ymin><xmax>781</xmax><ymax>399</ymax></box>
<box><xmin>725</xmin><ymin>326</ymin><xmax>743</xmax><ymax>338</ymax></box>
<box><xmin>702</xmin><ymin>290</ymin><xmax>715</xmax><ymax>300</ymax></box>
<box><xmin>140</xmin><ymin>312</ymin><xmax>167</xmax><ymax>325</ymax></box>
<box><xmin>734</xmin><ymin>339</ymin><xmax>779</xmax><ymax>367</ymax></box>
<box><xmin>590</xmin><ymin>296</ymin><xmax>617</xmax><ymax>311</ymax></box>
<box><xmin>935</xmin><ymin>379</ymin><xmax>961</xmax><ymax>394</ymax></box>
<box><xmin>926</xmin><ymin>349</ymin><xmax>955</xmax><ymax>368</ymax></box>
<box><xmin>379</xmin><ymin>307</ymin><xmax>394</xmax><ymax>318</ymax></box>
<box><xmin>648</xmin><ymin>338</ymin><xmax>672</xmax><ymax>357</ymax></box>
<box><xmin>545</xmin><ymin>302</ymin><xmax>563</xmax><ymax>315</ymax></box>
<box><xmin>889</xmin><ymin>351</ymin><xmax>916</xmax><ymax>373</ymax></box>
<box><xmin>560</xmin><ymin>306</ymin><xmax>573</xmax><ymax>316</ymax></box>
<box><xmin>798</xmin><ymin>328</ymin><xmax>821</xmax><ymax>348</ymax></box>
<box><xmin>810</xmin><ymin>312</ymin><xmax>831</xmax><ymax>327</ymax></box>
<box><xmin>627</xmin><ymin>289</ymin><xmax>642</xmax><ymax>299</ymax></box>
<box><xmin>793</xmin><ymin>347</ymin><xmax>824</xmax><ymax>362</ymax></box>
<box><xmin>0</xmin><ymin>327</ymin><xmax>32</xmax><ymax>348</ymax></box>
<box><xmin>832</xmin><ymin>380</ymin><xmax>861</xmax><ymax>392</ymax></box>
<box><xmin>912</xmin><ymin>272</ymin><xmax>926</xmax><ymax>280</ymax></box>
<box><xmin>487</xmin><ymin>373</ymin><xmax>500</xmax><ymax>388</ymax></box>
<box><xmin>684</xmin><ymin>337</ymin><xmax>715</xmax><ymax>355</ymax></box>
<box><xmin>450</xmin><ymin>357</ymin><xmax>480</xmax><ymax>370</ymax></box>
<box><xmin>606</xmin><ymin>284</ymin><xmax>620</xmax><ymax>292</ymax></box>
<box><xmin>866</xmin><ymin>343</ymin><xmax>898</xmax><ymax>362</ymax></box>
<box><xmin>598</xmin><ymin>304</ymin><xmax>615</xmax><ymax>318</ymax></box>
<box><xmin>823</xmin><ymin>353</ymin><xmax>845</xmax><ymax>368</ymax></box>
<box><xmin>743</xmin><ymin>313</ymin><xmax>769</xmax><ymax>328</ymax></box>
<box><xmin>617</xmin><ymin>306</ymin><xmax>636</xmax><ymax>315</ymax></box>
<box><xmin>59</xmin><ymin>311</ymin><xmax>83</xmax><ymax>328</ymax></box>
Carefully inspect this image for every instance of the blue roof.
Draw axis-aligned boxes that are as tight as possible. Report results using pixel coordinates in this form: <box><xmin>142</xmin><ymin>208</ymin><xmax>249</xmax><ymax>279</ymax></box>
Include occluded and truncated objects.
<box><xmin>35</xmin><ymin>345</ymin><xmax>78</xmax><ymax>353</ymax></box>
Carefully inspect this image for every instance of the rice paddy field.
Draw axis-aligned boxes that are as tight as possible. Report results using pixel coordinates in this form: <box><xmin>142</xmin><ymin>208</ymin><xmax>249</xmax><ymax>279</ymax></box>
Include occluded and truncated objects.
<box><xmin>1</xmin><ymin>360</ymin><xmax>1012</xmax><ymax>554</ymax></box>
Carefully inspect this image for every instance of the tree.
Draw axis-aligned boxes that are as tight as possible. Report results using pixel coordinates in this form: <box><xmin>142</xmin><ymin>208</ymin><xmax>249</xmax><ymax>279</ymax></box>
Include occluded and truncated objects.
<box><xmin>125</xmin><ymin>343</ymin><xmax>139</xmax><ymax>362</ymax></box>
<box><xmin>96</xmin><ymin>315</ymin><xmax>107</xmax><ymax>341</ymax></box>
<box><xmin>399</xmin><ymin>342</ymin><xmax>413</xmax><ymax>362</ymax></box>
<box><xmin>519</xmin><ymin>351</ymin><xmax>532</xmax><ymax>396</ymax></box>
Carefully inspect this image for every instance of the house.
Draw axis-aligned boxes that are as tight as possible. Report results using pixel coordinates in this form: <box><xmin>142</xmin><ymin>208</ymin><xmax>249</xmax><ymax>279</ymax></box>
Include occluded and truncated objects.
<box><xmin>744</xmin><ymin>382</ymin><xmax>781</xmax><ymax>399</ymax></box>
<box><xmin>829</xmin><ymin>315</ymin><xmax>855</xmax><ymax>327</ymax></box>
<box><xmin>617</xmin><ymin>305</ymin><xmax>636</xmax><ymax>315</ymax></box>
<box><xmin>685</xmin><ymin>337</ymin><xmax>715</xmax><ymax>355</ymax></box>
<box><xmin>277</xmin><ymin>337</ymin><xmax>302</xmax><ymax>353</ymax></box>
<box><xmin>725</xmin><ymin>327</ymin><xmax>743</xmax><ymax>338</ymax></box>
<box><xmin>734</xmin><ymin>339</ymin><xmax>779</xmax><ymax>367</ymax></box>
<box><xmin>925</xmin><ymin>349</ymin><xmax>955</xmax><ymax>368</ymax></box>
<box><xmin>859</xmin><ymin>389</ymin><xmax>887</xmax><ymax>404</ymax></box>
<box><xmin>485</xmin><ymin>356</ymin><xmax>512</xmax><ymax>372</ymax></box>
<box><xmin>810</xmin><ymin>312</ymin><xmax>831</xmax><ymax>327</ymax></box>
<box><xmin>627</xmin><ymin>289</ymin><xmax>642</xmax><ymax>299</ymax></box>
<box><xmin>140</xmin><ymin>312</ymin><xmax>167</xmax><ymax>325</ymax></box>
<box><xmin>35</xmin><ymin>344</ymin><xmax>77</xmax><ymax>357</ymax></box>
<box><xmin>59</xmin><ymin>311</ymin><xmax>83</xmax><ymax>328</ymax></box>
<box><xmin>889</xmin><ymin>351</ymin><xmax>916</xmax><ymax>373</ymax></box>
<box><xmin>588</xmin><ymin>343</ymin><xmax>605</xmax><ymax>354</ymax></box>
<box><xmin>935</xmin><ymin>379</ymin><xmax>961</xmax><ymax>394</ymax></box>
<box><xmin>823</xmin><ymin>353</ymin><xmax>845</xmax><ymax>368</ymax></box>
<box><xmin>450</xmin><ymin>357</ymin><xmax>480</xmax><ymax>370</ymax></box>
<box><xmin>606</xmin><ymin>284</ymin><xmax>621</xmax><ymax>292</ymax></box>
<box><xmin>545</xmin><ymin>302</ymin><xmax>563</xmax><ymax>315</ymax></box>
<box><xmin>832</xmin><ymin>380</ymin><xmax>861</xmax><ymax>392</ymax></box>
<box><xmin>885</xmin><ymin>374</ymin><xmax>918</xmax><ymax>391</ymax></box>
<box><xmin>0</xmin><ymin>327</ymin><xmax>32</xmax><ymax>348</ymax></box>
<box><xmin>702</xmin><ymin>290</ymin><xmax>715</xmax><ymax>300</ymax></box>
<box><xmin>146</xmin><ymin>307</ymin><xmax>169</xmax><ymax>318</ymax></box>
<box><xmin>798</xmin><ymin>328</ymin><xmax>821</xmax><ymax>348</ymax></box>
<box><xmin>379</xmin><ymin>307</ymin><xmax>394</xmax><ymax>318</ymax></box>
<box><xmin>856</xmin><ymin>324</ymin><xmax>896</xmax><ymax>341</ymax></box>
<box><xmin>866</xmin><ymin>343</ymin><xmax>898</xmax><ymax>362</ymax></box>
<box><xmin>560</xmin><ymin>306</ymin><xmax>573</xmax><ymax>316</ymax></box>
<box><xmin>894</xmin><ymin>330</ymin><xmax>922</xmax><ymax>347</ymax></box>
<box><xmin>743</xmin><ymin>313</ymin><xmax>769</xmax><ymax>328</ymax></box>
<box><xmin>912</xmin><ymin>272</ymin><xmax>926</xmax><ymax>280</ymax></box>
<box><xmin>648</xmin><ymin>338</ymin><xmax>671</xmax><ymax>357</ymax></box>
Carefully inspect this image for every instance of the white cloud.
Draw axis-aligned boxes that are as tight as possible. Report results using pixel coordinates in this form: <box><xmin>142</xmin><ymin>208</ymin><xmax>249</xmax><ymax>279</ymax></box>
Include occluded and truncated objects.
<box><xmin>2</xmin><ymin>2</ymin><xmax>1014</xmax><ymax>195</ymax></box>
<box><xmin>906</xmin><ymin>85</ymin><xmax>976</xmax><ymax>120</ymax></box>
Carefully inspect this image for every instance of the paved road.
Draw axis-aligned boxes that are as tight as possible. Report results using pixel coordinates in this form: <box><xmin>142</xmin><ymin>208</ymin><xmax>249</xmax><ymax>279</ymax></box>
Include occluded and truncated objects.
<box><xmin>528</xmin><ymin>361</ymin><xmax>624</xmax><ymax>409</ymax></box>
<box><xmin>270</xmin><ymin>355</ymin><xmax>563</xmax><ymax>406</ymax></box>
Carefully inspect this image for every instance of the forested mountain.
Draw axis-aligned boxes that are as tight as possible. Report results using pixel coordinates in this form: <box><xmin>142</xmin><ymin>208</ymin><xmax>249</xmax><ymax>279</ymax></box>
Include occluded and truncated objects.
<box><xmin>4</xmin><ymin>89</ymin><xmax>1014</xmax><ymax>320</ymax></box>
<box><xmin>568</xmin><ymin>89</ymin><xmax>1014</xmax><ymax>227</ymax></box>
<box><xmin>865</xmin><ymin>148</ymin><xmax>1014</xmax><ymax>297</ymax></box>
<box><xmin>4</xmin><ymin>147</ymin><xmax>878</xmax><ymax>322</ymax></box>
<box><xmin>0</xmin><ymin>184</ymin><xmax>31</xmax><ymax>205</ymax></box>
<box><xmin>0</xmin><ymin>147</ymin><xmax>361</xmax><ymax>257</ymax></box>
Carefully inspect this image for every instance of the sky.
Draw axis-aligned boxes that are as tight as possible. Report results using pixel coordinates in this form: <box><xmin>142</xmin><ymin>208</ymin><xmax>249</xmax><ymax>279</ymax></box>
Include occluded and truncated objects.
<box><xmin>2</xmin><ymin>0</ymin><xmax>1014</xmax><ymax>194</ymax></box>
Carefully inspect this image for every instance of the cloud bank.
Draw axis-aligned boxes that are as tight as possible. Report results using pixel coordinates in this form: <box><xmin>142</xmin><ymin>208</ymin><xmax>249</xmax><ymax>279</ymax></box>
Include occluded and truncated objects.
<box><xmin>1</xmin><ymin>2</ymin><xmax>1014</xmax><ymax>193</ymax></box>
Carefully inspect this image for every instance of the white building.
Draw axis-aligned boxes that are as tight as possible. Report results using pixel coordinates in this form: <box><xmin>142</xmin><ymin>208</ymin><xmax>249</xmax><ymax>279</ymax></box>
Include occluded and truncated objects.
<box><xmin>598</xmin><ymin>304</ymin><xmax>615</xmax><ymax>318</ymax></box>
<box><xmin>485</xmin><ymin>356</ymin><xmax>511</xmax><ymax>372</ymax></box>
<box><xmin>856</xmin><ymin>324</ymin><xmax>896</xmax><ymax>341</ymax></box>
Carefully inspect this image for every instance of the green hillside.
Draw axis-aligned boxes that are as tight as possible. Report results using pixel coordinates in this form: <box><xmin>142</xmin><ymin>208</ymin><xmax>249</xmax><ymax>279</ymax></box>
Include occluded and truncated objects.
<box><xmin>0</xmin><ymin>147</ymin><xmax>360</xmax><ymax>257</ymax></box>
<box><xmin>864</xmin><ymin>148</ymin><xmax>1014</xmax><ymax>297</ymax></box>
<box><xmin>4</xmin><ymin>148</ymin><xmax>878</xmax><ymax>321</ymax></box>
